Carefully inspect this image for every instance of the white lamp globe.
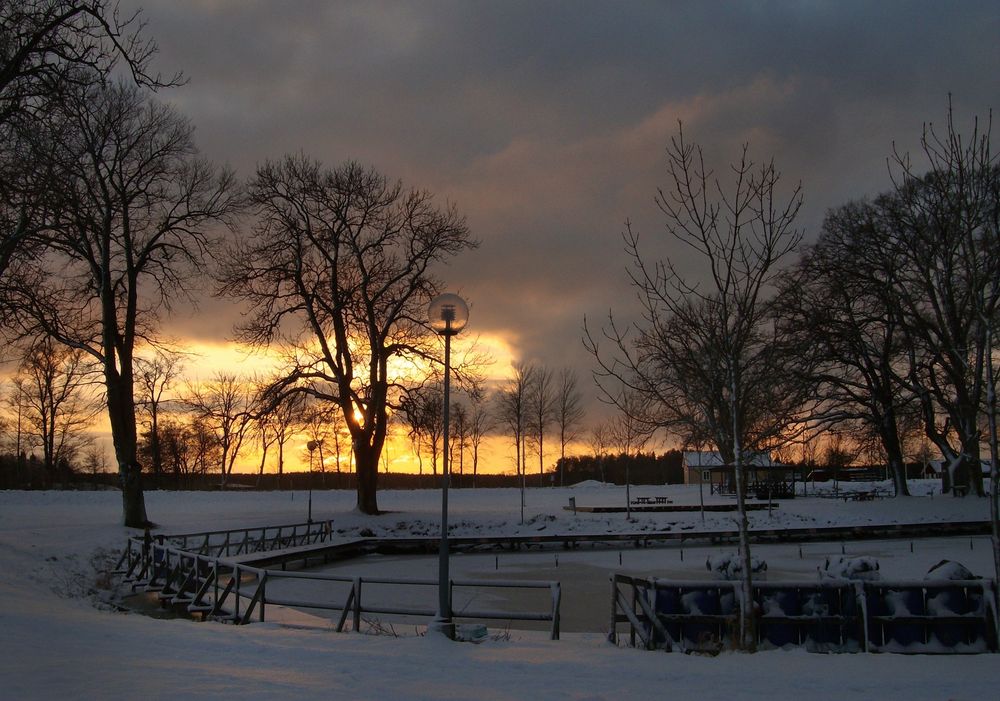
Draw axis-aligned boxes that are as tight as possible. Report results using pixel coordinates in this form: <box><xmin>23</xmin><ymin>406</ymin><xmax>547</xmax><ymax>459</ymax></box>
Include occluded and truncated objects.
<box><xmin>428</xmin><ymin>293</ymin><xmax>469</xmax><ymax>336</ymax></box>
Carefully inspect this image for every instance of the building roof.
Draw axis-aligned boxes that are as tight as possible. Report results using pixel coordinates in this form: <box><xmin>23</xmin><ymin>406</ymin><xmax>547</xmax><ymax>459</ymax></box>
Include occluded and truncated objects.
<box><xmin>927</xmin><ymin>459</ymin><xmax>993</xmax><ymax>476</ymax></box>
<box><xmin>682</xmin><ymin>451</ymin><xmax>774</xmax><ymax>468</ymax></box>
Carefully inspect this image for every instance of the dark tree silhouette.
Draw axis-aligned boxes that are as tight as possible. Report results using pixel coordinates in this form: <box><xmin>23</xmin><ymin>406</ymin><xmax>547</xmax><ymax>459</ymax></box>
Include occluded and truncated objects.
<box><xmin>7</xmin><ymin>81</ymin><xmax>240</xmax><ymax>526</ymax></box>
<box><xmin>400</xmin><ymin>385</ymin><xmax>444</xmax><ymax>476</ymax></box>
<box><xmin>219</xmin><ymin>157</ymin><xmax>475</xmax><ymax>514</ymax></box>
<box><xmin>526</xmin><ymin>365</ymin><xmax>555</xmax><ymax>486</ymax></box>
<box><xmin>0</xmin><ymin>0</ymin><xmax>178</xmax><ymax>280</ymax></box>
<box><xmin>12</xmin><ymin>337</ymin><xmax>100</xmax><ymax>483</ymax></box>
<box><xmin>496</xmin><ymin>362</ymin><xmax>533</xmax><ymax>488</ymax></box>
<box><xmin>554</xmin><ymin>368</ymin><xmax>585</xmax><ymax>486</ymax></box>
<box><xmin>586</xmin><ymin>124</ymin><xmax>804</xmax><ymax>649</ymax></box>
<box><xmin>886</xmin><ymin>105</ymin><xmax>999</xmax><ymax>497</ymax></box>
<box><xmin>777</xmin><ymin>199</ymin><xmax>913</xmax><ymax>496</ymax></box>
<box><xmin>135</xmin><ymin>351</ymin><xmax>183</xmax><ymax>484</ymax></box>
<box><xmin>184</xmin><ymin>372</ymin><xmax>255</xmax><ymax>488</ymax></box>
<box><xmin>467</xmin><ymin>387</ymin><xmax>493</xmax><ymax>487</ymax></box>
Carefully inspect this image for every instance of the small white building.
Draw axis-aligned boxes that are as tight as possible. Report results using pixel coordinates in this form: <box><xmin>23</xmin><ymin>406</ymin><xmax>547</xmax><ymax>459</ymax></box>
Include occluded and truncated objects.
<box><xmin>682</xmin><ymin>451</ymin><xmax>774</xmax><ymax>486</ymax></box>
<box><xmin>926</xmin><ymin>459</ymin><xmax>992</xmax><ymax>478</ymax></box>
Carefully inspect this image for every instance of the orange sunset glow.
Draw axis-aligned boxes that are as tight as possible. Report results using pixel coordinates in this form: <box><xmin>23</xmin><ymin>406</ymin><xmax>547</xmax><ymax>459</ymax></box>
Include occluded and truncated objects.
<box><xmin>94</xmin><ymin>330</ymin><xmax>558</xmax><ymax>477</ymax></box>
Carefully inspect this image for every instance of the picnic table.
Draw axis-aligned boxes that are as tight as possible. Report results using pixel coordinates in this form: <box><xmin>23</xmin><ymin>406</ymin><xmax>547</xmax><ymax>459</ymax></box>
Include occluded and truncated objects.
<box><xmin>631</xmin><ymin>496</ymin><xmax>672</xmax><ymax>505</ymax></box>
<box><xmin>816</xmin><ymin>488</ymin><xmax>886</xmax><ymax>502</ymax></box>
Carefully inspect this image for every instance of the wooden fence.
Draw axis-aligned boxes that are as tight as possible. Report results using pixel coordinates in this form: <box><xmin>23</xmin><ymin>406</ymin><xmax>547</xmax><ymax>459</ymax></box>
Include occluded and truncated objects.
<box><xmin>114</xmin><ymin>522</ymin><xmax>561</xmax><ymax>639</ymax></box>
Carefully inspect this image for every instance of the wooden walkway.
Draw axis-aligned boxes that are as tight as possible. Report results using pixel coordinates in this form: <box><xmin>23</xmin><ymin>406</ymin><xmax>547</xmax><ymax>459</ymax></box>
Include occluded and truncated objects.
<box><xmin>570</xmin><ymin>503</ymin><xmax>776</xmax><ymax>513</ymax></box>
<box><xmin>113</xmin><ymin>518</ymin><xmax>992</xmax><ymax>640</ymax></box>
<box><xmin>224</xmin><ymin>519</ymin><xmax>994</xmax><ymax>571</ymax></box>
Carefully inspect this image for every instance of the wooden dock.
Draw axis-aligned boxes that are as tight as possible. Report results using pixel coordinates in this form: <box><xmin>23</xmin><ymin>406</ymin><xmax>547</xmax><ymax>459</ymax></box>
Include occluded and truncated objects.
<box><xmin>225</xmin><ymin>519</ymin><xmax>993</xmax><ymax>571</ymax></box>
<box><xmin>568</xmin><ymin>503</ymin><xmax>776</xmax><ymax>513</ymax></box>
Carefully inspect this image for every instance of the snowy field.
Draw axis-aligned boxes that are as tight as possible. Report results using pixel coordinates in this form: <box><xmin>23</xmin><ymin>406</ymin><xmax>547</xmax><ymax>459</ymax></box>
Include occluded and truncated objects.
<box><xmin>1</xmin><ymin>482</ymin><xmax>998</xmax><ymax>700</ymax></box>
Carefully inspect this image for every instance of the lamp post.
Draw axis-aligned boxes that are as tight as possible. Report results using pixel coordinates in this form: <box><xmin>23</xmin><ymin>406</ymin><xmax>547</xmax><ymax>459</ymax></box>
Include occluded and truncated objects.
<box><xmin>306</xmin><ymin>440</ymin><xmax>318</xmax><ymax>524</ymax></box>
<box><xmin>427</xmin><ymin>293</ymin><xmax>468</xmax><ymax>639</ymax></box>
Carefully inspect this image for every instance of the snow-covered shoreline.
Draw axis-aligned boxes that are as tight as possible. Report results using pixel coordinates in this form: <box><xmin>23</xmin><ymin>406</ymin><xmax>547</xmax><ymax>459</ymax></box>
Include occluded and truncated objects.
<box><xmin>1</xmin><ymin>484</ymin><xmax>997</xmax><ymax>700</ymax></box>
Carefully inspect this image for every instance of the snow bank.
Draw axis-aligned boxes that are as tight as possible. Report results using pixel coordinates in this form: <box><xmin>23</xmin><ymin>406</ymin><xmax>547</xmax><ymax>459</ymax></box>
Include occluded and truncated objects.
<box><xmin>819</xmin><ymin>556</ymin><xmax>881</xmax><ymax>581</ymax></box>
<box><xmin>706</xmin><ymin>552</ymin><xmax>767</xmax><ymax>580</ymax></box>
<box><xmin>1</xmin><ymin>486</ymin><xmax>998</xmax><ymax>700</ymax></box>
<box><xmin>924</xmin><ymin>559</ymin><xmax>978</xmax><ymax>581</ymax></box>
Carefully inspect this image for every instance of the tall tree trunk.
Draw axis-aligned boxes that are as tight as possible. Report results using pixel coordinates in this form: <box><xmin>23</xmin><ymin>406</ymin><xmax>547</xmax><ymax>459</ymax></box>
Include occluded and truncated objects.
<box><xmin>255</xmin><ymin>439</ymin><xmax>269</xmax><ymax>488</ymax></box>
<box><xmin>986</xmin><ymin>322</ymin><xmax>1000</xmax><ymax>601</ymax></box>
<box><xmin>560</xmin><ymin>433</ymin><xmax>566</xmax><ymax>487</ymax></box>
<box><xmin>538</xmin><ymin>431</ymin><xmax>544</xmax><ymax>487</ymax></box>
<box><xmin>472</xmin><ymin>445</ymin><xmax>478</xmax><ymax>488</ymax></box>
<box><xmin>879</xmin><ymin>409</ymin><xmax>910</xmax><ymax>496</ymax></box>
<box><xmin>107</xmin><ymin>373</ymin><xmax>147</xmax><ymax>527</ymax></box>
<box><xmin>277</xmin><ymin>437</ymin><xmax>284</xmax><ymax>489</ymax></box>
<box><xmin>354</xmin><ymin>442</ymin><xmax>380</xmax><ymax>514</ymax></box>
<box><xmin>731</xmin><ymin>362</ymin><xmax>755</xmax><ymax>651</ymax></box>
<box><xmin>947</xmin><ymin>404</ymin><xmax>985</xmax><ymax>497</ymax></box>
<box><xmin>149</xmin><ymin>406</ymin><xmax>163</xmax><ymax>488</ymax></box>
<box><xmin>318</xmin><ymin>442</ymin><xmax>327</xmax><ymax>487</ymax></box>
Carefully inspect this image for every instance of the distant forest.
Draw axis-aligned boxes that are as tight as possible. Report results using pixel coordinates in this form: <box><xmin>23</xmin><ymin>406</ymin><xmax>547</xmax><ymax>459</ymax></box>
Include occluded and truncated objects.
<box><xmin>0</xmin><ymin>446</ymin><xmax>934</xmax><ymax>491</ymax></box>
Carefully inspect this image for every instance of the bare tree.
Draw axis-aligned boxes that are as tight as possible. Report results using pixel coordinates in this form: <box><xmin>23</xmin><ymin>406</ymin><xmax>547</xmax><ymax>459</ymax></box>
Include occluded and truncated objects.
<box><xmin>609</xmin><ymin>392</ymin><xmax>655</xmax><ymax>518</ymax></box>
<box><xmin>985</xmin><ymin>321</ymin><xmax>1000</xmax><ymax>598</ymax></box>
<box><xmin>327</xmin><ymin>403</ymin><xmax>347</xmax><ymax>474</ymax></box>
<box><xmin>587</xmin><ymin>422</ymin><xmax>611</xmax><ymax>483</ymax></box>
<box><xmin>3</xmin><ymin>372</ymin><xmax>31</xmax><ymax>477</ymax></box>
<box><xmin>823</xmin><ymin>432</ymin><xmax>859</xmax><ymax>492</ymax></box>
<box><xmin>451</xmin><ymin>400</ymin><xmax>468</xmax><ymax>477</ymax></box>
<box><xmin>526</xmin><ymin>365</ymin><xmax>556</xmax><ymax>486</ymax></box>
<box><xmin>400</xmin><ymin>384</ymin><xmax>444</xmax><ymax>476</ymax></box>
<box><xmin>496</xmin><ymin>362</ymin><xmax>534</xmax><ymax>510</ymax></box>
<box><xmin>219</xmin><ymin>157</ymin><xmax>474</xmax><ymax>514</ymax></box>
<box><xmin>0</xmin><ymin>1</ymin><xmax>178</xmax><ymax>280</ymax></box>
<box><xmin>252</xmin><ymin>390</ymin><xmax>304</xmax><ymax>488</ymax></box>
<box><xmin>250</xmin><ymin>407</ymin><xmax>278</xmax><ymax>487</ymax></box>
<box><xmin>554</xmin><ymin>368</ymin><xmax>585</xmax><ymax>486</ymax></box>
<box><xmin>467</xmin><ymin>388</ymin><xmax>493</xmax><ymax>487</ymax></box>
<box><xmin>185</xmin><ymin>372</ymin><xmax>255</xmax><ymax>488</ymax></box>
<box><xmin>886</xmin><ymin>104</ymin><xmax>999</xmax><ymax>497</ymax></box>
<box><xmin>608</xmin><ymin>393</ymin><xmax>654</xmax><ymax>457</ymax></box>
<box><xmin>81</xmin><ymin>443</ymin><xmax>110</xmax><ymax>478</ymax></box>
<box><xmin>301</xmin><ymin>401</ymin><xmax>336</xmax><ymax>483</ymax></box>
<box><xmin>5</xmin><ymin>80</ymin><xmax>240</xmax><ymax>525</ymax></box>
<box><xmin>777</xmin><ymin>199</ymin><xmax>913</xmax><ymax>496</ymax></box>
<box><xmin>12</xmin><ymin>337</ymin><xmax>100</xmax><ymax>482</ymax></box>
<box><xmin>0</xmin><ymin>1</ymin><xmax>174</xmax><ymax>119</ymax></box>
<box><xmin>586</xmin><ymin>124</ymin><xmax>803</xmax><ymax>649</ymax></box>
<box><xmin>135</xmin><ymin>351</ymin><xmax>183</xmax><ymax>485</ymax></box>
<box><xmin>143</xmin><ymin>415</ymin><xmax>219</xmax><ymax>487</ymax></box>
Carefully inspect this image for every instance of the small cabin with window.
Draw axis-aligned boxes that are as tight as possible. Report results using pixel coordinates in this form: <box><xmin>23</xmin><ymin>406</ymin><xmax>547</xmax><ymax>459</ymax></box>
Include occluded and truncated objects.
<box><xmin>683</xmin><ymin>451</ymin><xmax>797</xmax><ymax>498</ymax></box>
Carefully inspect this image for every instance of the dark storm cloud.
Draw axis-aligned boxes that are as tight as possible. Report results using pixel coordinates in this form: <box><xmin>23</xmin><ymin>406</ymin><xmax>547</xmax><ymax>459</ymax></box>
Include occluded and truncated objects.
<box><xmin>125</xmin><ymin>0</ymin><xmax>999</xmax><ymax>393</ymax></box>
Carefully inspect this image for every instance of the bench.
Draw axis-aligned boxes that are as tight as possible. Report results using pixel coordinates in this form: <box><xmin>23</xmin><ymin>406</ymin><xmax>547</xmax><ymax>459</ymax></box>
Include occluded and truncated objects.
<box><xmin>841</xmin><ymin>489</ymin><xmax>886</xmax><ymax>502</ymax></box>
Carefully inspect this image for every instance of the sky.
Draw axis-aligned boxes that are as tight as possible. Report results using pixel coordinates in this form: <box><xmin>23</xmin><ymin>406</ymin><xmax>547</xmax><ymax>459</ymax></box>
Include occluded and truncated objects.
<box><xmin>97</xmin><ymin>0</ymin><xmax>1000</xmax><ymax>471</ymax></box>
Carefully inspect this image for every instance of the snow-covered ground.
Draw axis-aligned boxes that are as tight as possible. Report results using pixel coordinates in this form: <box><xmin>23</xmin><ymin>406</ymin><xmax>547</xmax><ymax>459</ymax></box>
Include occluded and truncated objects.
<box><xmin>1</xmin><ymin>482</ymin><xmax>998</xmax><ymax>700</ymax></box>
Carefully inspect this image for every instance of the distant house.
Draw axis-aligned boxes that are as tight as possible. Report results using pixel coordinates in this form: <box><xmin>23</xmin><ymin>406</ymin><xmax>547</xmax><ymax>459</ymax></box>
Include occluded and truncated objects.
<box><xmin>917</xmin><ymin>462</ymin><xmax>938</xmax><ymax>479</ymax></box>
<box><xmin>926</xmin><ymin>459</ymin><xmax>993</xmax><ymax>479</ymax></box>
<box><xmin>682</xmin><ymin>451</ymin><xmax>774</xmax><ymax>486</ymax></box>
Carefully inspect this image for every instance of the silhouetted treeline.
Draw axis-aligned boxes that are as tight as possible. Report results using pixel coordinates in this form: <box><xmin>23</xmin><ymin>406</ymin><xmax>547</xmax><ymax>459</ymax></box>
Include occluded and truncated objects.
<box><xmin>0</xmin><ymin>452</ymin><xmax>117</xmax><ymax>490</ymax></box>
<box><xmin>0</xmin><ymin>454</ymin><xmax>540</xmax><ymax>491</ymax></box>
<box><xmin>556</xmin><ymin>450</ymin><xmax>684</xmax><ymax>486</ymax></box>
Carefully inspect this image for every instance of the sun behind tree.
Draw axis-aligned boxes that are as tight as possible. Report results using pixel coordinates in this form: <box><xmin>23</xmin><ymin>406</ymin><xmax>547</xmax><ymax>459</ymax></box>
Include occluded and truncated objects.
<box><xmin>218</xmin><ymin>157</ymin><xmax>477</xmax><ymax>514</ymax></box>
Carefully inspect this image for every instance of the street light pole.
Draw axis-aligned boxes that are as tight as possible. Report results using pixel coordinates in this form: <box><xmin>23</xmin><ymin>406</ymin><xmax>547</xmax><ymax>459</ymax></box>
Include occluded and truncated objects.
<box><xmin>427</xmin><ymin>294</ymin><xmax>468</xmax><ymax>640</ymax></box>
<box><xmin>306</xmin><ymin>441</ymin><xmax>315</xmax><ymax>524</ymax></box>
